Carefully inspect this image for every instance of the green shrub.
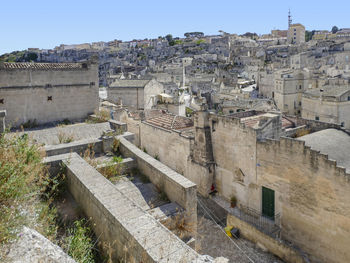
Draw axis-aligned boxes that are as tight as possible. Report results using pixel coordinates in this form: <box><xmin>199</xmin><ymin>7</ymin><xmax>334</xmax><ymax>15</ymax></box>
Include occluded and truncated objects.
<box><xmin>65</xmin><ymin>219</ymin><xmax>95</xmax><ymax>263</ymax></box>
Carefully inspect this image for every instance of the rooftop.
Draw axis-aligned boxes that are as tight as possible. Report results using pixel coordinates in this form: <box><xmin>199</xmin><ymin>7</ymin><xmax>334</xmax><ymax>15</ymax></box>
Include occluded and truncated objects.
<box><xmin>109</xmin><ymin>79</ymin><xmax>150</xmax><ymax>88</ymax></box>
<box><xmin>145</xmin><ymin>112</ymin><xmax>193</xmax><ymax>131</ymax></box>
<box><xmin>297</xmin><ymin>128</ymin><xmax>350</xmax><ymax>173</ymax></box>
<box><xmin>303</xmin><ymin>85</ymin><xmax>350</xmax><ymax>98</ymax></box>
<box><xmin>0</xmin><ymin>62</ymin><xmax>86</xmax><ymax>70</ymax></box>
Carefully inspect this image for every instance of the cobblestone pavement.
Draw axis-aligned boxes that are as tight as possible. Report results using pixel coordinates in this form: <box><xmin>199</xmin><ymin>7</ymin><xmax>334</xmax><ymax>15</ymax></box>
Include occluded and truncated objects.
<box><xmin>196</xmin><ymin>212</ymin><xmax>284</xmax><ymax>263</ymax></box>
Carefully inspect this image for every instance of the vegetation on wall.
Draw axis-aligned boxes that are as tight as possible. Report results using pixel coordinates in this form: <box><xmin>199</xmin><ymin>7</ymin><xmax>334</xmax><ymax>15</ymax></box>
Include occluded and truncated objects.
<box><xmin>0</xmin><ymin>133</ymin><xmax>99</xmax><ymax>262</ymax></box>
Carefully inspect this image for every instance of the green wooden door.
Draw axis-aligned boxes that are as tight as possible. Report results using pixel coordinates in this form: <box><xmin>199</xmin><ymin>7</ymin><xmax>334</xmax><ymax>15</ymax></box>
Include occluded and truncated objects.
<box><xmin>262</xmin><ymin>187</ymin><xmax>275</xmax><ymax>219</ymax></box>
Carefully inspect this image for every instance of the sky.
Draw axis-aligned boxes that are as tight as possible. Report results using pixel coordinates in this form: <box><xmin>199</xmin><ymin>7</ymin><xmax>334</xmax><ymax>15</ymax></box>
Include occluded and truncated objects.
<box><xmin>1</xmin><ymin>0</ymin><xmax>349</xmax><ymax>54</ymax></box>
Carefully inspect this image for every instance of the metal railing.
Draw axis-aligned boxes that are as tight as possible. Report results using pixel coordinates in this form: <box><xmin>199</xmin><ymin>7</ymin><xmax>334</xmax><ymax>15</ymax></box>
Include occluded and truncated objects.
<box><xmin>236</xmin><ymin>204</ymin><xmax>281</xmax><ymax>238</ymax></box>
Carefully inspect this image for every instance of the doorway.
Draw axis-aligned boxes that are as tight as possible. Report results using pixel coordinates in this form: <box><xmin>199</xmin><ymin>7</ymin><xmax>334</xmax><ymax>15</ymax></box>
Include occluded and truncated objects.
<box><xmin>262</xmin><ymin>187</ymin><xmax>275</xmax><ymax>219</ymax></box>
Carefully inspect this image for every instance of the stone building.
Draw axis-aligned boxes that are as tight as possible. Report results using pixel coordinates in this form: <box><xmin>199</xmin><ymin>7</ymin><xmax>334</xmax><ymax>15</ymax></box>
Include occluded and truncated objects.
<box><xmin>302</xmin><ymin>85</ymin><xmax>350</xmax><ymax>129</ymax></box>
<box><xmin>0</xmin><ymin>61</ymin><xmax>98</xmax><ymax>128</ymax></box>
<box><xmin>274</xmin><ymin>69</ymin><xmax>309</xmax><ymax>115</ymax></box>
<box><xmin>287</xmin><ymin>23</ymin><xmax>305</xmax><ymax>44</ymax></box>
<box><xmin>108</xmin><ymin>79</ymin><xmax>163</xmax><ymax>110</ymax></box>
<box><xmin>201</xmin><ymin>111</ymin><xmax>350</xmax><ymax>263</ymax></box>
<box><xmin>125</xmin><ymin>107</ymin><xmax>350</xmax><ymax>263</ymax></box>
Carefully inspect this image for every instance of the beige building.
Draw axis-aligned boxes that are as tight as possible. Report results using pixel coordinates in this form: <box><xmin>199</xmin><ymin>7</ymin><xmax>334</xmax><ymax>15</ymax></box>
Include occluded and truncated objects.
<box><xmin>206</xmin><ymin>111</ymin><xmax>350</xmax><ymax>263</ymax></box>
<box><xmin>274</xmin><ymin>69</ymin><xmax>309</xmax><ymax>115</ymax></box>
<box><xmin>287</xmin><ymin>23</ymin><xmax>305</xmax><ymax>44</ymax></box>
<box><xmin>0</xmin><ymin>61</ymin><xmax>99</xmax><ymax>128</ymax></box>
<box><xmin>302</xmin><ymin>85</ymin><xmax>350</xmax><ymax>129</ymax></box>
<box><xmin>108</xmin><ymin>79</ymin><xmax>164</xmax><ymax>110</ymax></box>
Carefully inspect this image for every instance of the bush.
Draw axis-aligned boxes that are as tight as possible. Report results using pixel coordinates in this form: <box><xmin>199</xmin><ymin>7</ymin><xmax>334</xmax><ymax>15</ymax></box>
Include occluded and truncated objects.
<box><xmin>0</xmin><ymin>134</ymin><xmax>58</xmax><ymax>244</ymax></box>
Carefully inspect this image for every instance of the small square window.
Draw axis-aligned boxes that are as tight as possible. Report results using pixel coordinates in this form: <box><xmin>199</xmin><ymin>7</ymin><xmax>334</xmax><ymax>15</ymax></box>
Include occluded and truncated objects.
<box><xmin>348</xmin><ymin>96</ymin><xmax>350</xmax><ymax>101</ymax></box>
<box><xmin>315</xmin><ymin>116</ymin><xmax>319</xmax><ymax>121</ymax></box>
<box><xmin>47</xmin><ymin>96</ymin><xmax>52</xmax><ymax>101</ymax></box>
<box><xmin>341</xmin><ymin>122</ymin><xmax>345</xmax><ymax>127</ymax></box>
<box><xmin>0</xmin><ymin>99</ymin><xmax>4</xmax><ymax>104</ymax></box>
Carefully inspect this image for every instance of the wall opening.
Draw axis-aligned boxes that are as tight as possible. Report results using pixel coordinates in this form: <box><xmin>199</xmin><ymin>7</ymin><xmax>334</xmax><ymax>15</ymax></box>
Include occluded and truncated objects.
<box><xmin>47</xmin><ymin>96</ymin><xmax>53</xmax><ymax>101</ymax></box>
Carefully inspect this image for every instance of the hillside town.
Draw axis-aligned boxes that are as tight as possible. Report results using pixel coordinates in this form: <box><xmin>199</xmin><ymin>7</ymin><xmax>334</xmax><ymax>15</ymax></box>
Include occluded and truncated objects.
<box><xmin>1</xmin><ymin>10</ymin><xmax>350</xmax><ymax>263</ymax></box>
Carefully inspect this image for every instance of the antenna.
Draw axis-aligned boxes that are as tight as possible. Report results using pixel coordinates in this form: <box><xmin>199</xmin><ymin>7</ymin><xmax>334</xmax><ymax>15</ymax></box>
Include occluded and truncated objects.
<box><xmin>288</xmin><ymin>9</ymin><xmax>292</xmax><ymax>28</ymax></box>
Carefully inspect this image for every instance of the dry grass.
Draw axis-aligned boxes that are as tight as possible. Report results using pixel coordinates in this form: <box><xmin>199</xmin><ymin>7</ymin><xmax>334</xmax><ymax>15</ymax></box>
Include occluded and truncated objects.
<box><xmin>0</xmin><ymin>133</ymin><xmax>58</xmax><ymax>247</ymax></box>
<box><xmin>58</xmin><ymin>131</ymin><xmax>75</xmax><ymax>144</ymax></box>
<box><xmin>162</xmin><ymin>212</ymin><xmax>196</xmax><ymax>240</ymax></box>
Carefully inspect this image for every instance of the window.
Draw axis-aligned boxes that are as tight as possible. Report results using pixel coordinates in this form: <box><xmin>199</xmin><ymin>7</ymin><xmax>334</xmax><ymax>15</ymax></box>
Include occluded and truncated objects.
<box><xmin>299</xmin><ymin>85</ymin><xmax>302</xmax><ymax>89</ymax></box>
<box><xmin>90</xmin><ymin>82</ymin><xmax>95</xmax><ymax>86</ymax></box>
<box><xmin>315</xmin><ymin>116</ymin><xmax>319</xmax><ymax>121</ymax></box>
<box><xmin>299</xmin><ymin>101</ymin><xmax>302</xmax><ymax>106</ymax></box>
<box><xmin>348</xmin><ymin>96</ymin><xmax>350</xmax><ymax>101</ymax></box>
<box><xmin>47</xmin><ymin>96</ymin><xmax>52</xmax><ymax>101</ymax></box>
<box><xmin>0</xmin><ymin>99</ymin><xmax>3</xmax><ymax>104</ymax></box>
<box><xmin>341</xmin><ymin>122</ymin><xmax>345</xmax><ymax>127</ymax></box>
<box><xmin>229</xmin><ymin>110</ymin><xmax>234</xmax><ymax>114</ymax></box>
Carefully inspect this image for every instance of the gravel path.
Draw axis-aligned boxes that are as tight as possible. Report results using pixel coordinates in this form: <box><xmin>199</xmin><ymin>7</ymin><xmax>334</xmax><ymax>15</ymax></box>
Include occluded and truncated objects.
<box><xmin>196</xmin><ymin>213</ymin><xmax>284</xmax><ymax>263</ymax></box>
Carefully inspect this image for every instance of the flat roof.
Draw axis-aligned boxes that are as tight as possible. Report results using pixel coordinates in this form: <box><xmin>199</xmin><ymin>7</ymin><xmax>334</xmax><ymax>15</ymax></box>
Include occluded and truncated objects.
<box><xmin>297</xmin><ymin>128</ymin><xmax>350</xmax><ymax>173</ymax></box>
<box><xmin>303</xmin><ymin>85</ymin><xmax>350</xmax><ymax>98</ymax></box>
<box><xmin>109</xmin><ymin>79</ymin><xmax>150</xmax><ymax>88</ymax></box>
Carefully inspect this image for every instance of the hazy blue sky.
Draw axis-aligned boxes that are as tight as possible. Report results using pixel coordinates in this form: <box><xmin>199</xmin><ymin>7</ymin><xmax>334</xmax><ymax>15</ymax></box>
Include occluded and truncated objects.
<box><xmin>1</xmin><ymin>0</ymin><xmax>349</xmax><ymax>54</ymax></box>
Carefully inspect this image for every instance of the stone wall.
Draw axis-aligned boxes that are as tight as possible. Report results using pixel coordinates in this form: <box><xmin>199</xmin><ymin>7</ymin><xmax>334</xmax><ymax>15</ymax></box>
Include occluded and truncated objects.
<box><xmin>118</xmin><ymin>136</ymin><xmax>197</xmax><ymax>227</ymax></box>
<box><xmin>227</xmin><ymin>214</ymin><xmax>306</xmax><ymax>263</ymax></box>
<box><xmin>302</xmin><ymin>96</ymin><xmax>350</xmax><ymax>129</ymax></box>
<box><xmin>0</xmin><ymin>64</ymin><xmax>98</xmax><ymax>127</ymax></box>
<box><xmin>209</xmin><ymin>115</ymin><xmax>259</xmax><ymax>209</ymax></box>
<box><xmin>45</xmin><ymin>153</ymin><xmax>200</xmax><ymax>262</ymax></box>
<box><xmin>256</xmin><ymin>138</ymin><xmax>350</xmax><ymax>263</ymax></box>
<box><xmin>44</xmin><ymin>138</ymin><xmax>104</xmax><ymax>157</ymax></box>
<box><xmin>108</xmin><ymin>87</ymin><xmax>144</xmax><ymax>109</ymax></box>
<box><xmin>140</xmin><ymin>122</ymin><xmax>192</xmax><ymax>176</ymax></box>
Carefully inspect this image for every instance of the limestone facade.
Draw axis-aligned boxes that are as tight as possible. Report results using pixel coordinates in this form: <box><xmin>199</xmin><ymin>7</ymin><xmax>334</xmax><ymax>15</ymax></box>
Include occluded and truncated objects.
<box><xmin>0</xmin><ymin>61</ymin><xmax>98</xmax><ymax>127</ymax></box>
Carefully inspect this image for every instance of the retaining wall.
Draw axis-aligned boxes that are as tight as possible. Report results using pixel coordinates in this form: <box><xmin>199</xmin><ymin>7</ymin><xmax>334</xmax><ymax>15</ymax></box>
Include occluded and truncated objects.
<box><xmin>118</xmin><ymin>136</ymin><xmax>198</xmax><ymax>227</ymax></box>
<box><xmin>227</xmin><ymin>214</ymin><xmax>306</xmax><ymax>263</ymax></box>
<box><xmin>44</xmin><ymin>153</ymin><xmax>200</xmax><ymax>262</ymax></box>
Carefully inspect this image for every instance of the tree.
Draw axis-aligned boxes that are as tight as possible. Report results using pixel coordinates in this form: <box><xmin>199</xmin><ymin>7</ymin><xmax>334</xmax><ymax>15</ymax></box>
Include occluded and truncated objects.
<box><xmin>23</xmin><ymin>52</ymin><xmax>38</xmax><ymax>62</ymax></box>
<box><xmin>331</xmin><ymin>26</ymin><xmax>339</xmax><ymax>34</ymax></box>
<box><xmin>184</xmin><ymin>32</ymin><xmax>204</xmax><ymax>38</ymax></box>
<box><xmin>165</xmin><ymin>34</ymin><xmax>173</xmax><ymax>43</ymax></box>
<box><xmin>241</xmin><ymin>32</ymin><xmax>258</xmax><ymax>39</ymax></box>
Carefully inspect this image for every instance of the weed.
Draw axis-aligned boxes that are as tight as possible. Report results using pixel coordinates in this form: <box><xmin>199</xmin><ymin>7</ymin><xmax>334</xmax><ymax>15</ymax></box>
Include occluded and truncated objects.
<box><xmin>21</xmin><ymin>119</ymin><xmax>38</xmax><ymax>129</ymax></box>
<box><xmin>99</xmin><ymin>157</ymin><xmax>124</xmax><ymax>179</ymax></box>
<box><xmin>112</xmin><ymin>138</ymin><xmax>120</xmax><ymax>153</ymax></box>
<box><xmin>64</xmin><ymin>219</ymin><xmax>95</xmax><ymax>263</ymax></box>
<box><xmin>154</xmin><ymin>154</ymin><xmax>159</xmax><ymax>161</ymax></box>
<box><xmin>143</xmin><ymin>147</ymin><xmax>147</xmax><ymax>154</ymax></box>
<box><xmin>162</xmin><ymin>212</ymin><xmax>196</xmax><ymax>240</ymax></box>
<box><xmin>58</xmin><ymin>131</ymin><xmax>74</xmax><ymax>144</ymax></box>
<box><xmin>91</xmin><ymin>109</ymin><xmax>110</xmax><ymax>123</ymax></box>
<box><xmin>0</xmin><ymin>134</ymin><xmax>58</xmax><ymax>244</ymax></box>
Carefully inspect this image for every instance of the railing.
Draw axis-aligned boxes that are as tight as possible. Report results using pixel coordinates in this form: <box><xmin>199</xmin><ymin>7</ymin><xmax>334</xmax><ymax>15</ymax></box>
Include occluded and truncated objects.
<box><xmin>235</xmin><ymin>204</ymin><xmax>281</xmax><ymax>238</ymax></box>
